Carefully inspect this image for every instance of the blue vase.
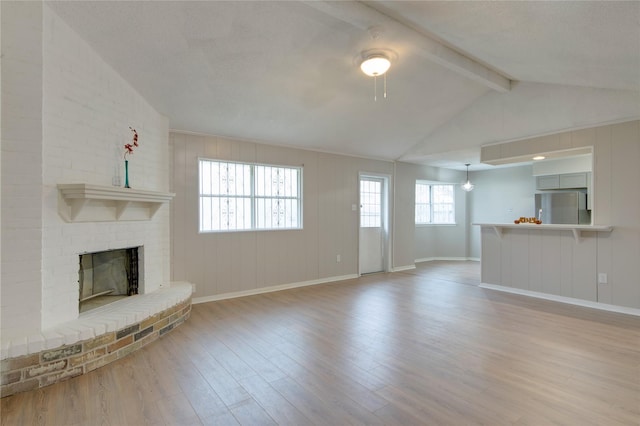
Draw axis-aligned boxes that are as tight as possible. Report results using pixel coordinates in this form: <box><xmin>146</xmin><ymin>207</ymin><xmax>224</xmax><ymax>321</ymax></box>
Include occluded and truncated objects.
<box><xmin>125</xmin><ymin>160</ymin><xmax>130</xmax><ymax>188</ymax></box>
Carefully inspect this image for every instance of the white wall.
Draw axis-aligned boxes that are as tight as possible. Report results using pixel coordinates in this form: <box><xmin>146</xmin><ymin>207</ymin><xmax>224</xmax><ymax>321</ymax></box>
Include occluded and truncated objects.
<box><xmin>402</xmin><ymin>81</ymin><xmax>640</xmax><ymax>161</ymax></box>
<box><xmin>395</xmin><ymin>163</ymin><xmax>469</xmax><ymax>262</ymax></box>
<box><xmin>469</xmin><ymin>165</ymin><xmax>535</xmax><ymax>259</ymax></box>
<box><xmin>170</xmin><ymin>134</ymin><xmax>478</xmax><ymax>302</ymax></box>
<box><xmin>531</xmin><ymin>154</ymin><xmax>592</xmax><ymax>176</ymax></box>
<box><xmin>171</xmin><ymin>132</ymin><xmax>404</xmax><ymax>299</ymax></box>
<box><xmin>1</xmin><ymin>3</ymin><xmax>171</xmax><ymax>340</ymax></box>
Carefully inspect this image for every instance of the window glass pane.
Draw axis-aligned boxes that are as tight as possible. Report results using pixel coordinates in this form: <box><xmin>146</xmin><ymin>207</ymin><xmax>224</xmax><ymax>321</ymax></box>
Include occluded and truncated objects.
<box><xmin>415</xmin><ymin>182</ymin><xmax>454</xmax><ymax>225</ymax></box>
<box><xmin>256</xmin><ymin>198</ymin><xmax>274</xmax><ymax>229</ymax></box>
<box><xmin>256</xmin><ymin>198</ymin><xmax>295</xmax><ymax>229</ymax></box>
<box><xmin>200</xmin><ymin>197</ymin><xmax>212</xmax><ymax>231</ymax></box>
<box><xmin>211</xmin><ymin>162</ymin><xmax>220</xmax><ymax>195</ymax></box>
<box><xmin>415</xmin><ymin>204</ymin><xmax>429</xmax><ymax>224</ymax></box>
<box><xmin>415</xmin><ymin>182</ymin><xmax>431</xmax><ymax>224</ymax></box>
<box><xmin>255</xmin><ymin>166</ymin><xmax>273</xmax><ymax>196</ymax></box>
<box><xmin>432</xmin><ymin>185</ymin><xmax>454</xmax><ymax>224</ymax></box>
<box><xmin>200</xmin><ymin>159</ymin><xmax>301</xmax><ymax>232</ymax></box>
<box><xmin>415</xmin><ymin>183</ymin><xmax>429</xmax><ymax>204</ymax></box>
<box><xmin>200</xmin><ymin>161</ymin><xmax>210</xmax><ymax>195</ymax></box>
<box><xmin>286</xmin><ymin>199</ymin><xmax>298</xmax><ymax>228</ymax></box>
<box><xmin>433</xmin><ymin>185</ymin><xmax>453</xmax><ymax>203</ymax></box>
<box><xmin>432</xmin><ymin>203</ymin><xmax>449</xmax><ymax>223</ymax></box>
<box><xmin>222</xmin><ymin>164</ymin><xmax>231</xmax><ymax>195</ymax></box>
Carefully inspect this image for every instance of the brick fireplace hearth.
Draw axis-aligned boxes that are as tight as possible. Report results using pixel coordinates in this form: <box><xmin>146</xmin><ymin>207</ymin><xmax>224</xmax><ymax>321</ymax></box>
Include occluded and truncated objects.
<box><xmin>1</xmin><ymin>282</ymin><xmax>192</xmax><ymax>398</ymax></box>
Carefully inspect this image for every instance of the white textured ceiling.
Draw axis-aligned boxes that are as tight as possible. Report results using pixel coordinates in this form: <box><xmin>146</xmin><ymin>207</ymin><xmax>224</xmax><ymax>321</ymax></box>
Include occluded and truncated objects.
<box><xmin>374</xmin><ymin>1</ymin><xmax>640</xmax><ymax>91</ymax></box>
<box><xmin>47</xmin><ymin>1</ymin><xmax>640</xmax><ymax>170</ymax></box>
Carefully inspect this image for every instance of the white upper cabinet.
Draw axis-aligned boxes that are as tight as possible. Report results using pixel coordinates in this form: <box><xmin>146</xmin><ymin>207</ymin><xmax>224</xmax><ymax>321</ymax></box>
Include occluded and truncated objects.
<box><xmin>536</xmin><ymin>174</ymin><xmax>560</xmax><ymax>189</ymax></box>
<box><xmin>536</xmin><ymin>172</ymin><xmax>590</xmax><ymax>190</ymax></box>
<box><xmin>559</xmin><ymin>172</ymin><xmax>589</xmax><ymax>188</ymax></box>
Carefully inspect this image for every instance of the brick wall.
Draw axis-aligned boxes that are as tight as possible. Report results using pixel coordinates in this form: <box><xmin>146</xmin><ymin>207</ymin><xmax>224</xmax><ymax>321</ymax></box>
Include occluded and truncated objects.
<box><xmin>1</xmin><ymin>1</ymin><xmax>44</xmax><ymax>339</ymax></box>
<box><xmin>1</xmin><ymin>3</ymin><xmax>171</xmax><ymax>341</ymax></box>
<box><xmin>1</xmin><ymin>293</ymin><xmax>191</xmax><ymax>398</ymax></box>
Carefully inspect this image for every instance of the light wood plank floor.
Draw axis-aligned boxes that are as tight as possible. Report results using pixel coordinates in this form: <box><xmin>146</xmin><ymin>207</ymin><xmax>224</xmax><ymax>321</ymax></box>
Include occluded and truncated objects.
<box><xmin>2</xmin><ymin>261</ymin><xmax>639</xmax><ymax>425</ymax></box>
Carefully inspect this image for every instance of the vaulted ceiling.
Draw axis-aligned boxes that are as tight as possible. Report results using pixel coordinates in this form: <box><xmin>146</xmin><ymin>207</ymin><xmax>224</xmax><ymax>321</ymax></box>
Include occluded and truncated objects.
<box><xmin>48</xmin><ymin>1</ymin><xmax>640</xmax><ymax>170</ymax></box>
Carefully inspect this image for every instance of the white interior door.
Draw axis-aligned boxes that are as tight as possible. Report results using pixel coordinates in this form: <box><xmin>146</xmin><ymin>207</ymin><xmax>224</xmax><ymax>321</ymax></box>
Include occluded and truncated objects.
<box><xmin>359</xmin><ymin>177</ymin><xmax>384</xmax><ymax>274</ymax></box>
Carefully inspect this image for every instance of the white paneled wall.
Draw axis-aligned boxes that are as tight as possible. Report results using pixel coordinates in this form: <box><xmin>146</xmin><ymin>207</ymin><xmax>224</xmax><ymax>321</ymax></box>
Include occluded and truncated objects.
<box><xmin>477</xmin><ymin>121</ymin><xmax>640</xmax><ymax>309</ymax></box>
<box><xmin>170</xmin><ymin>132</ymin><xmax>476</xmax><ymax>301</ymax></box>
<box><xmin>395</xmin><ymin>162</ymin><xmax>469</xmax><ymax>262</ymax></box>
<box><xmin>170</xmin><ymin>132</ymin><xmax>399</xmax><ymax>300</ymax></box>
<box><xmin>481</xmin><ymin>228</ymin><xmax>598</xmax><ymax>301</ymax></box>
<box><xmin>1</xmin><ymin>3</ymin><xmax>170</xmax><ymax>341</ymax></box>
<box><xmin>606</xmin><ymin>122</ymin><xmax>640</xmax><ymax>306</ymax></box>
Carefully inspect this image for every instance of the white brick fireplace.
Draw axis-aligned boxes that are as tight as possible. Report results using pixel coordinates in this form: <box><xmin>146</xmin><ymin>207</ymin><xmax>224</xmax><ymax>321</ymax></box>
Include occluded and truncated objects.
<box><xmin>1</xmin><ymin>2</ymin><xmax>179</xmax><ymax>355</ymax></box>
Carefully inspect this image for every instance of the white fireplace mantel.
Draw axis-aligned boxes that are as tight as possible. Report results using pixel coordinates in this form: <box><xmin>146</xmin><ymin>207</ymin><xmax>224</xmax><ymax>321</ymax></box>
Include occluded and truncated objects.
<box><xmin>58</xmin><ymin>184</ymin><xmax>175</xmax><ymax>222</ymax></box>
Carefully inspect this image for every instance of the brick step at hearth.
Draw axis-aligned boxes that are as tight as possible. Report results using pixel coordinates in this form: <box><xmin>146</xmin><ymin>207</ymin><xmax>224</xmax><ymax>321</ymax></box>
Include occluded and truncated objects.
<box><xmin>1</xmin><ymin>282</ymin><xmax>193</xmax><ymax>398</ymax></box>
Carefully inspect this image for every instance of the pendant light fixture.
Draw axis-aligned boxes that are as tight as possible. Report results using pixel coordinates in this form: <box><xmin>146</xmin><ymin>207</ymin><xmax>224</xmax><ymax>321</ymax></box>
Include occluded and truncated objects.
<box><xmin>461</xmin><ymin>163</ymin><xmax>474</xmax><ymax>192</ymax></box>
<box><xmin>360</xmin><ymin>53</ymin><xmax>390</xmax><ymax>101</ymax></box>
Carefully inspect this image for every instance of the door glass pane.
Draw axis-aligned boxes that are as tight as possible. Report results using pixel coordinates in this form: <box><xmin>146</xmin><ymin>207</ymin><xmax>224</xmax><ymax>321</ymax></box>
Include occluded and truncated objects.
<box><xmin>360</xmin><ymin>179</ymin><xmax>381</xmax><ymax>228</ymax></box>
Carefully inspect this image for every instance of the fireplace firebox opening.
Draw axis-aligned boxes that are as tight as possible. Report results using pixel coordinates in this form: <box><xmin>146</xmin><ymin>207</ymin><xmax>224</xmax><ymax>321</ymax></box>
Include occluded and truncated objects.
<box><xmin>79</xmin><ymin>247</ymin><xmax>141</xmax><ymax>313</ymax></box>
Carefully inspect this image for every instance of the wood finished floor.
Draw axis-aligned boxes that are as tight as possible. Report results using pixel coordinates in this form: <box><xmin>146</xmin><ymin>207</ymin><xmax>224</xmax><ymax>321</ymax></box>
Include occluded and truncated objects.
<box><xmin>2</xmin><ymin>261</ymin><xmax>639</xmax><ymax>425</ymax></box>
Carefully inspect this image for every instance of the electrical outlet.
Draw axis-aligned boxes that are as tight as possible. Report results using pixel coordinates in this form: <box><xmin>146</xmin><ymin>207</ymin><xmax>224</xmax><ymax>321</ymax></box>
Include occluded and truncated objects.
<box><xmin>336</xmin><ymin>254</ymin><xmax>341</xmax><ymax>263</ymax></box>
<box><xmin>598</xmin><ymin>273</ymin><xmax>608</xmax><ymax>284</ymax></box>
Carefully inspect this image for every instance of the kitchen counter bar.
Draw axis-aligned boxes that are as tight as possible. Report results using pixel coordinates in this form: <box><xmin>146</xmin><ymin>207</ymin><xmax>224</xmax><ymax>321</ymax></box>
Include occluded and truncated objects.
<box><xmin>472</xmin><ymin>221</ymin><xmax>630</xmax><ymax>314</ymax></box>
<box><xmin>473</xmin><ymin>223</ymin><xmax>612</xmax><ymax>243</ymax></box>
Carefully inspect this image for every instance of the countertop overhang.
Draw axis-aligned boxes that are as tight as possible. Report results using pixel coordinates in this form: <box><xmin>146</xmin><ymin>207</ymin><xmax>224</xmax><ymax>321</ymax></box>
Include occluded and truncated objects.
<box><xmin>473</xmin><ymin>223</ymin><xmax>613</xmax><ymax>243</ymax></box>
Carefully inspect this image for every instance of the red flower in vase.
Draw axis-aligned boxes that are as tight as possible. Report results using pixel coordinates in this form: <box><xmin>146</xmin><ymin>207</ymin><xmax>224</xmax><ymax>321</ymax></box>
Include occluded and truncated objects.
<box><xmin>123</xmin><ymin>127</ymin><xmax>138</xmax><ymax>188</ymax></box>
<box><xmin>124</xmin><ymin>127</ymin><xmax>139</xmax><ymax>158</ymax></box>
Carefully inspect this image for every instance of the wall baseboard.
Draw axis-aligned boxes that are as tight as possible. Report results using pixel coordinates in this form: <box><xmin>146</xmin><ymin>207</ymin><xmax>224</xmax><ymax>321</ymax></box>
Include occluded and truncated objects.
<box><xmin>480</xmin><ymin>283</ymin><xmax>640</xmax><ymax>317</ymax></box>
<box><xmin>392</xmin><ymin>265</ymin><xmax>416</xmax><ymax>272</ymax></box>
<box><xmin>415</xmin><ymin>257</ymin><xmax>478</xmax><ymax>263</ymax></box>
<box><xmin>192</xmin><ymin>274</ymin><xmax>359</xmax><ymax>305</ymax></box>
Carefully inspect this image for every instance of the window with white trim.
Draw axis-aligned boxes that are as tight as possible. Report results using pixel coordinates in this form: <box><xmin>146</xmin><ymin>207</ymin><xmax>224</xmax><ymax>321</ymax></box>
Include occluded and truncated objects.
<box><xmin>415</xmin><ymin>182</ymin><xmax>455</xmax><ymax>224</ymax></box>
<box><xmin>199</xmin><ymin>159</ymin><xmax>302</xmax><ymax>232</ymax></box>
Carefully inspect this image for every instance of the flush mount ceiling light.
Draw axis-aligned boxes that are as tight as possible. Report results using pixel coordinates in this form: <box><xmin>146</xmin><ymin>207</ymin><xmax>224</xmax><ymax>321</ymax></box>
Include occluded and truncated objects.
<box><xmin>360</xmin><ymin>55</ymin><xmax>391</xmax><ymax>77</ymax></box>
<box><xmin>461</xmin><ymin>163</ymin><xmax>475</xmax><ymax>192</ymax></box>
<box><xmin>533</xmin><ymin>155</ymin><xmax>546</xmax><ymax>161</ymax></box>
<box><xmin>358</xmin><ymin>49</ymin><xmax>397</xmax><ymax>101</ymax></box>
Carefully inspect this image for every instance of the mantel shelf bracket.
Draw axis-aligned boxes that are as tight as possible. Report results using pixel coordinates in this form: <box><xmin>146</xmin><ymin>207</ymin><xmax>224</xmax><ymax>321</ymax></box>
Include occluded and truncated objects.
<box><xmin>149</xmin><ymin>202</ymin><xmax>163</xmax><ymax>219</ymax></box>
<box><xmin>115</xmin><ymin>201</ymin><xmax>132</xmax><ymax>220</ymax></box>
<box><xmin>70</xmin><ymin>199</ymin><xmax>90</xmax><ymax>221</ymax></box>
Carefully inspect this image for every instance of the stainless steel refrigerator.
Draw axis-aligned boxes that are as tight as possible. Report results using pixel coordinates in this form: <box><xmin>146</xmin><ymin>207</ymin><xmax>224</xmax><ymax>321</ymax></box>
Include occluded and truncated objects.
<box><xmin>535</xmin><ymin>191</ymin><xmax>590</xmax><ymax>225</ymax></box>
